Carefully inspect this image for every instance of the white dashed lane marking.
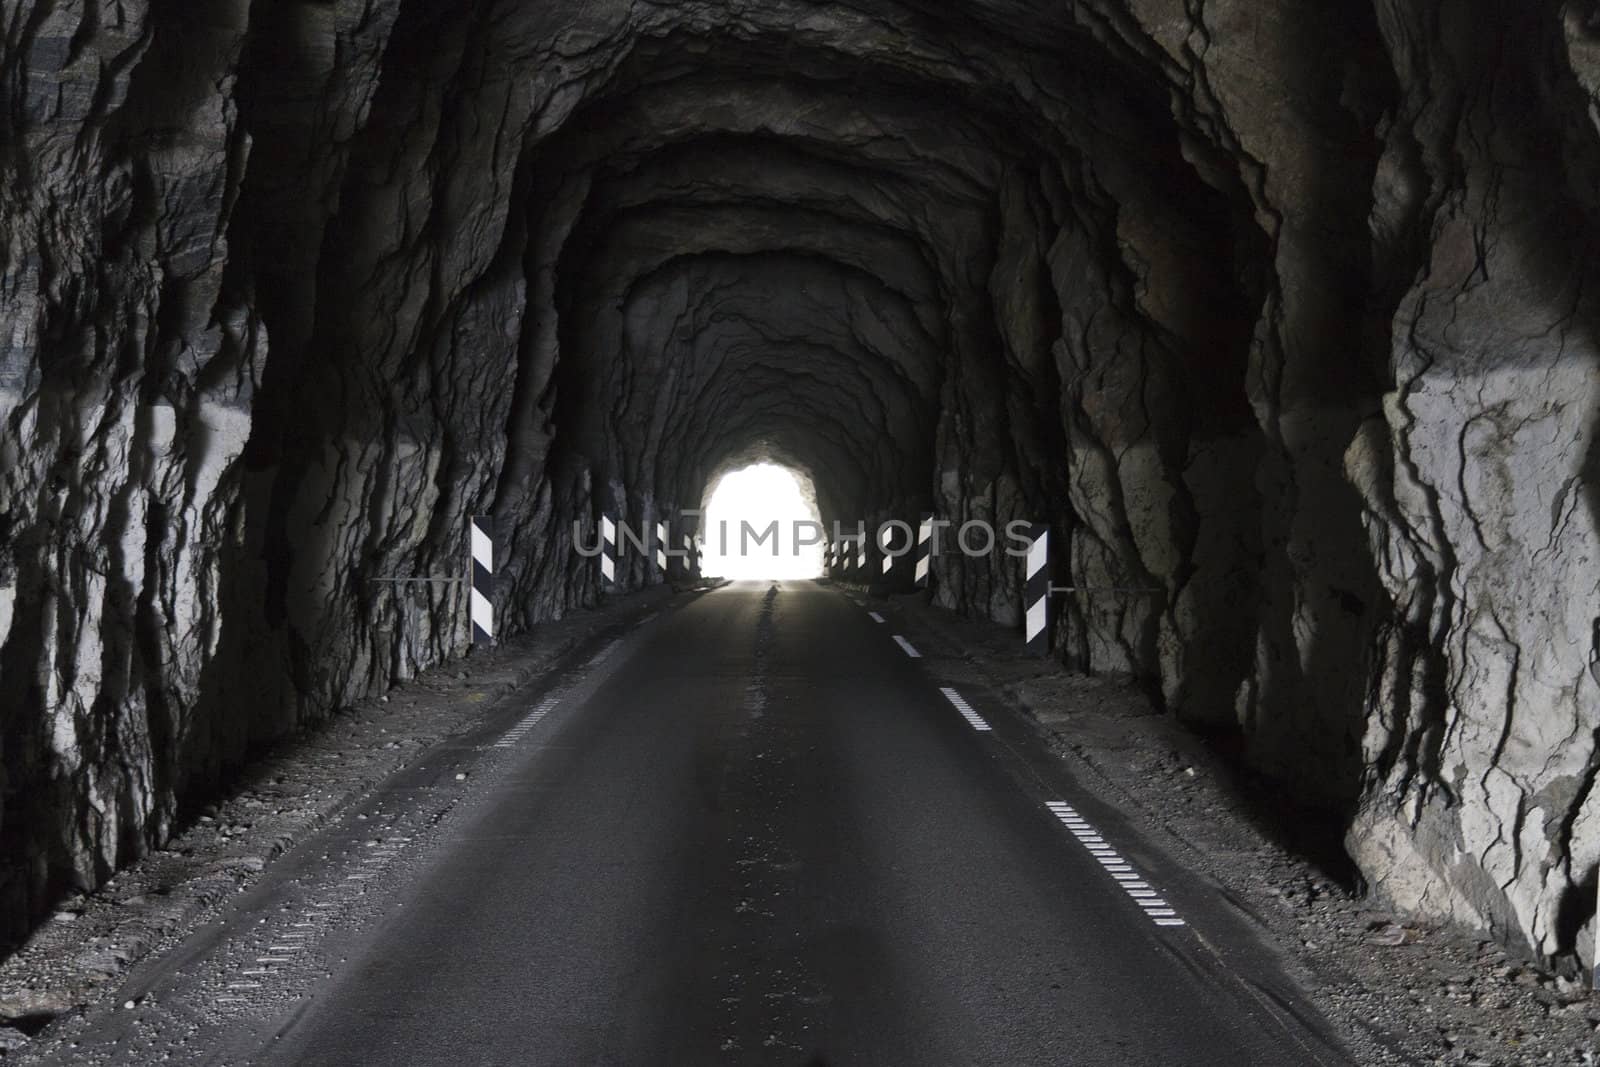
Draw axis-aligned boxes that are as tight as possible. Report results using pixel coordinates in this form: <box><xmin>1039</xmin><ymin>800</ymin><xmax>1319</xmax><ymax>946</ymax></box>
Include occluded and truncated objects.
<box><xmin>494</xmin><ymin>695</ymin><xmax>563</xmax><ymax>749</ymax></box>
<box><xmin>870</xmin><ymin>600</ymin><xmax>1184</xmax><ymax>930</ymax></box>
<box><xmin>939</xmin><ymin>687</ymin><xmax>992</xmax><ymax>732</ymax></box>
<box><xmin>1045</xmin><ymin>800</ymin><xmax>1186</xmax><ymax>928</ymax></box>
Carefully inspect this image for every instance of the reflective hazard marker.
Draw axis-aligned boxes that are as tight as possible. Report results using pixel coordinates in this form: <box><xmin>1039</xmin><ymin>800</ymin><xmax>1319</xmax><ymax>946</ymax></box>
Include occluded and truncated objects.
<box><xmin>655</xmin><ymin>520</ymin><xmax>668</xmax><ymax>576</ymax></box>
<box><xmin>1025</xmin><ymin>523</ymin><xmax>1049</xmax><ymax>656</ymax></box>
<box><xmin>601</xmin><ymin>514</ymin><xmax>618</xmax><ymax>587</ymax></box>
<box><xmin>916</xmin><ymin>513</ymin><xmax>932</xmax><ymax>588</ymax></box>
<box><xmin>470</xmin><ymin>515</ymin><xmax>493</xmax><ymax>645</ymax></box>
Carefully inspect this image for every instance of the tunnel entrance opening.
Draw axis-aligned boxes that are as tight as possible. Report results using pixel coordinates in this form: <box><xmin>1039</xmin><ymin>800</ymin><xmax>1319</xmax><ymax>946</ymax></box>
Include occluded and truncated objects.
<box><xmin>699</xmin><ymin>463</ymin><xmax>825</xmax><ymax>580</ymax></box>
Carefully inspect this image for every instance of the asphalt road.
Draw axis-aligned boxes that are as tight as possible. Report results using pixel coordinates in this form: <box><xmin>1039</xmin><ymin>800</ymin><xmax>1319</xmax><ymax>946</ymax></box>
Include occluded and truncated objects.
<box><xmin>32</xmin><ymin>582</ymin><xmax>1354</xmax><ymax>1065</ymax></box>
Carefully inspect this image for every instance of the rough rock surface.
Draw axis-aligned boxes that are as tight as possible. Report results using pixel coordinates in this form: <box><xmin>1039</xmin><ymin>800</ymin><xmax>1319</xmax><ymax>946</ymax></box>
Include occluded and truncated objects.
<box><xmin>0</xmin><ymin>0</ymin><xmax>1596</xmax><ymax>980</ymax></box>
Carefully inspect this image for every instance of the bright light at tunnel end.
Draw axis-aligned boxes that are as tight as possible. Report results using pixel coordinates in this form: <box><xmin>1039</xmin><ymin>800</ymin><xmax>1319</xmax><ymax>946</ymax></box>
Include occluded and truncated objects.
<box><xmin>698</xmin><ymin>464</ymin><xmax>823</xmax><ymax>579</ymax></box>
<box><xmin>572</xmin><ymin>460</ymin><xmax>1042</xmax><ymax>578</ymax></box>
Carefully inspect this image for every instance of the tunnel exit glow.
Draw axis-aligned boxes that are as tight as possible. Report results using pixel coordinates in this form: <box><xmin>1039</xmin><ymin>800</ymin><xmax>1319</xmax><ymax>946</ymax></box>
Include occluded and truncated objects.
<box><xmin>700</xmin><ymin>464</ymin><xmax>824</xmax><ymax>580</ymax></box>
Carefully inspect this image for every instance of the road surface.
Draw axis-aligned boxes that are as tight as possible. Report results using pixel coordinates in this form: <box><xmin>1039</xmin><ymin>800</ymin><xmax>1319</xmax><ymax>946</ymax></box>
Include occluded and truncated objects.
<box><xmin>30</xmin><ymin>582</ymin><xmax>1352</xmax><ymax>1065</ymax></box>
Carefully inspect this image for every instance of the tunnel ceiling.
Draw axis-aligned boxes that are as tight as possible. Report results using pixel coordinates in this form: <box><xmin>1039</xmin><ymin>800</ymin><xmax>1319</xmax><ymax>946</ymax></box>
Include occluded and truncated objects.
<box><xmin>3</xmin><ymin>0</ymin><xmax>1599</xmax><ymax>987</ymax></box>
<box><xmin>515</xmin><ymin>6</ymin><xmax>1193</xmax><ymax>525</ymax></box>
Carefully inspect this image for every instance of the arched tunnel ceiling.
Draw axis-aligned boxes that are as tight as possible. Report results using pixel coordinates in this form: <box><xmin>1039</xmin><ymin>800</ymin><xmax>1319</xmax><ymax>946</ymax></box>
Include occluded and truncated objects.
<box><xmin>495</xmin><ymin>5</ymin><xmax>1196</xmax><ymax>523</ymax></box>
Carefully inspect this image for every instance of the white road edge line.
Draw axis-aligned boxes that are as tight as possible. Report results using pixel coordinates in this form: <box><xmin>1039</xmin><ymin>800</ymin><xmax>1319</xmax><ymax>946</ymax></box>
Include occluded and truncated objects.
<box><xmin>1045</xmin><ymin>799</ymin><xmax>1187</xmax><ymax>930</ymax></box>
<box><xmin>938</xmin><ymin>687</ymin><xmax>992</xmax><ymax>731</ymax></box>
<box><xmin>587</xmin><ymin>640</ymin><xmax>622</xmax><ymax>668</ymax></box>
<box><xmin>892</xmin><ymin>635</ymin><xmax>921</xmax><ymax>658</ymax></box>
<box><xmin>498</xmin><ymin>695</ymin><xmax>566</xmax><ymax>747</ymax></box>
<box><xmin>868</xmin><ymin>611</ymin><xmax>885</xmax><ymax>623</ymax></box>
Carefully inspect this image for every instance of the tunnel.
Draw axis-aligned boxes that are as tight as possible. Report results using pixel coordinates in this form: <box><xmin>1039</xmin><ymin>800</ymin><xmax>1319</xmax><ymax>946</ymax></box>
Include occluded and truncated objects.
<box><xmin>0</xmin><ymin>0</ymin><xmax>1598</xmax><ymax>1062</ymax></box>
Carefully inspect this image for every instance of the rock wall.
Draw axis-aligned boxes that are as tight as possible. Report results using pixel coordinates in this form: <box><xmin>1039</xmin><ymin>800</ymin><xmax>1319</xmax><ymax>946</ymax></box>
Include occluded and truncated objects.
<box><xmin>0</xmin><ymin>0</ymin><xmax>1595</xmax><ymax>973</ymax></box>
<box><xmin>1345</xmin><ymin>0</ymin><xmax>1600</xmax><ymax>967</ymax></box>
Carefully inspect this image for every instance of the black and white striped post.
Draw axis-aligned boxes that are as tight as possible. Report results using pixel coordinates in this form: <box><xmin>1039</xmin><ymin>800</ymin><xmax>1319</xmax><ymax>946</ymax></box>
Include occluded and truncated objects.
<box><xmin>601</xmin><ymin>514</ymin><xmax>618</xmax><ymax>588</ymax></box>
<box><xmin>470</xmin><ymin>515</ymin><xmax>494</xmax><ymax>646</ymax></box>
<box><xmin>856</xmin><ymin>535</ymin><xmax>866</xmax><ymax>574</ymax></box>
<box><xmin>915</xmin><ymin>513</ymin><xmax>933</xmax><ymax>589</ymax></box>
<box><xmin>655</xmin><ymin>519</ymin><xmax>668</xmax><ymax>579</ymax></box>
<box><xmin>822</xmin><ymin>540</ymin><xmax>832</xmax><ymax>574</ymax></box>
<box><xmin>880</xmin><ymin>525</ymin><xmax>895</xmax><ymax>580</ymax></box>
<box><xmin>1024</xmin><ymin>523</ymin><xmax>1050</xmax><ymax>655</ymax></box>
<box><xmin>683</xmin><ymin>533</ymin><xmax>699</xmax><ymax>578</ymax></box>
